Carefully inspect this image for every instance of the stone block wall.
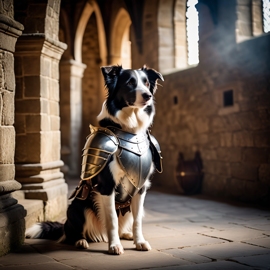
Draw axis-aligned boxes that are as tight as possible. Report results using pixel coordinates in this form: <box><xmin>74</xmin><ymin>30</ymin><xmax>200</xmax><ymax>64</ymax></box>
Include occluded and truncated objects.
<box><xmin>14</xmin><ymin>35</ymin><xmax>68</xmax><ymax>220</ymax></box>
<box><xmin>15</xmin><ymin>38</ymin><xmax>62</xmax><ymax>164</ymax></box>
<box><xmin>132</xmin><ymin>0</ymin><xmax>159</xmax><ymax>71</ymax></box>
<box><xmin>152</xmin><ymin>33</ymin><xmax>270</xmax><ymax>204</ymax></box>
<box><xmin>82</xmin><ymin>13</ymin><xmax>101</xmax><ymax>143</ymax></box>
<box><xmin>14</xmin><ymin>0</ymin><xmax>60</xmax><ymax>41</ymax></box>
<box><xmin>0</xmin><ymin>2</ymin><xmax>26</xmax><ymax>256</ymax></box>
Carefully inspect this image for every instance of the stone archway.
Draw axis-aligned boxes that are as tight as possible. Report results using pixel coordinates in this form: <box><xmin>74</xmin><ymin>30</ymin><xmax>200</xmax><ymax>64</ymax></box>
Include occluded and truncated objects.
<box><xmin>65</xmin><ymin>0</ymin><xmax>107</xmax><ymax>176</ymax></box>
<box><xmin>157</xmin><ymin>0</ymin><xmax>175</xmax><ymax>72</ymax></box>
<box><xmin>81</xmin><ymin>12</ymin><xmax>103</xmax><ymax>149</ymax></box>
<box><xmin>13</xmin><ymin>0</ymin><xmax>68</xmax><ymax>227</ymax></box>
<box><xmin>74</xmin><ymin>1</ymin><xmax>107</xmax><ymax>65</ymax></box>
<box><xmin>157</xmin><ymin>0</ymin><xmax>188</xmax><ymax>72</ymax></box>
<box><xmin>110</xmin><ymin>8</ymin><xmax>132</xmax><ymax>68</ymax></box>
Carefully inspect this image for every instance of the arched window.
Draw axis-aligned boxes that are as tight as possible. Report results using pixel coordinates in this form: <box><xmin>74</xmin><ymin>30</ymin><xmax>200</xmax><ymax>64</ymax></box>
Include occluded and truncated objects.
<box><xmin>236</xmin><ymin>0</ymin><xmax>269</xmax><ymax>41</ymax></box>
<box><xmin>186</xmin><ymin>0</ymin><xmax>199</xmax><ymax>65</ymax></box>
<box><xmin>158</xmin><ymin>0</ymin><xmax>199</xmax><ymax>72</ymax></box>
<box><xmin>110</xmin><ymin>8</ymin><xmax>132</xmax><ymax>68</ymax></box>
<box><xmin>262</xmin><ymin>0</ymin><xmax>270</xmax><ymax>33</ymax></box>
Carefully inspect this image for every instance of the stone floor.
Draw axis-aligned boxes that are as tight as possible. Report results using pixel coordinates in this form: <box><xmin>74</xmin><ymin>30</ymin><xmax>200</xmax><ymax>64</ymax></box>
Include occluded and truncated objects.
<box><xmin>1</xmin><ymin>186</ymin><xmax>270</xmax><ymax>270</ymax></box>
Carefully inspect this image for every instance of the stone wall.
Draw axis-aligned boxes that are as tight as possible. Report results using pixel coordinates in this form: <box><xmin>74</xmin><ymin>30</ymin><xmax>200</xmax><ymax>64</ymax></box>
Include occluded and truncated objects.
<box><xmin>13</xmin><ymin>0</ymin><xmax>68</xmax><ymax>221</ymax></box>
<box><xmin>151</xmin><ymin>2</ymin><xmax>270</xmax><ymax>204</ymax></box>
<box><xmin>131</xmin><ymin>0</ymin><xmax>159</xmax><ymax>70</ymax></box>
<box><xmin>0</xmin><ymin>0</ymin><xmax>26</xmax><ymax>256</ymax></box>
<box><xmin>14</xmin><ymin>0</ymin><xmax>60</xmax><ymax>41</ymax></box>
<box><xmin>81</xmin><ymin>13</ymin><xmax>101</xmax><ymax>144</ymax></box>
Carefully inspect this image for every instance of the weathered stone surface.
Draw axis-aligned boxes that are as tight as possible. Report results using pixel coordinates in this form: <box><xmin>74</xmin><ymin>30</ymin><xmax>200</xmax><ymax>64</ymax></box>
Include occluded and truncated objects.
<box><xmin>204</xmin><ymin>161</ymin><xmax>231</xmax><ymax>177</ymax></box>
<box><xmin>0</xmin><ymin>31</ymin><xmax>18</xmax><ymax>53</ymax></box>
<box><xmin>0</xmin><ymin>93</ymin><xmax>2</xmax><ymax>122</ymax></box>
<box><xmin>16</xmin><ymin>133</ymin><xmax>41</xmax><ymax>163</ymax></box>
<box><xmin>201</xmin><ymin>173</ymin><xmax>228</xmax><ymax>197</ymax></box>
<box><xmin>18</xmin><ymin>199</ymin><xmax>44</xmax><ymax>229</ymax></box>
<box><xmin>243</xmin><ymin>237</ymin><xmax>270</xmax><ymax>249</ymax></box>
<box><xmin>258</xmin><ymin>164</ymin><xmax>270</xmax><ymax>184</ymax></box>
<box><xmin>22</xmin><ymin>56</ymin><xmax>40</xmax><ymax>76</ymax></box>
<box><xmin>2</xmin><ymin>191</ymin><xmax>270</xmax><ymax>268</ymax></box>
<box><xmin>220</xmin><ymin>132</ymin><xmax>233</xmax><ymax>147</ymax></box>
<box><xmin>0</xmin><ymin>179</ymin><xmax>21</xmax><ymax>194</ymax></box>
<box><xmin>231</xmin><ymin>163</ymin><xmax>258</xmax><ymax>181</ymax></box>
<box><xmin>217</xmin><ymin>147</ymin><xmax>242</xmax><ymax>162</ymax></box>
<box><xmin>183</xmin><ymin>242</ymin><xmax>270</xmax><ymax>260</ymax></box>
<box><xmin>254</xmin><ymin>131</ymin><xmax>270</xmax><ymax>147</ymax></box>
<box><xmin>233</xmin><ymin>131</ymin><xmax>254</xmax><ymax>147</ymax></box>
<box><xmin>61</xmin><ymin>249</ymin><xmax>191</xmax><ymax>270</ymax></box>
<box><xmin>1</xmin><ymin>90</ymin><xmax>14</xmax><ymax>125</ymax></box>
<box><xmin>0</xmin><ymin>204</ymin><xmax>26</xmax><ymax>256</ymax></box>
<box><xmin>147</xmin><ymin>233</ymin><xmax>226</xmax><ymax>250</ymax></box>
<box><xmin>14</xmin><ymin>114</ymin><xmax>25</xmax><ymax>134</ymax></box>
<box><xmin>0</xmin><ymin>126</ymin><xmax>15</xmax><ymax>164</ymax></box>
<box><xmin>0</xmin><ymin>1</ymin><xmax>14</xmax><ymax>18</ymax></box>
<box><xmin>161</xmin><ymin>249</ymin><xmax>212</xmax><ymax>264</ymax></box>
<box><xmin>0</xmin><ymin>50</ymin><xmax>15</xmax><ymax>91</ymax></box>
<box><xmin>148</xmin><ymin>261</ymin><xmax>254</xmax><ymax>270</ymax></box>
<box><xmin>242</xmin><ymin>148</ymin><xmax>269</xmax><ymax>165</ymax></box>
<box><xmin>44</xmin><ymin>191</ymin><xmax>67</xmax><ymax>221</ymax></box>
<box><xmin>23</xmin><ymin>182</ymin><xmax>67</xmax><ymax>201</ymax></box>
<box><xmin>49</xmin><ymin>100</ymin><xmax>59</xmax><ymax>116</ymax></box>
<box><xmin>15</xmin><ymin>99</ymin><xmax>41</xmax><ymax>114</ymax></box>
<box><xmin>0</xmin><ymin>244</ymin><xmax>56</xmax><ymax>266</ymax></box>
<box><xmin>232</xmin><ymin>254</ymin><xmax>270</xmax><ymax>269</ymax></box>
<box><xmin>201</xmin><ymin>227</ymin><xmax>266</xmax><ymax>242</ymax></box>
<box><xmin>0</xmin><ymin>164</ymin><xmax>15</xmax><ymax>181</ymax></box>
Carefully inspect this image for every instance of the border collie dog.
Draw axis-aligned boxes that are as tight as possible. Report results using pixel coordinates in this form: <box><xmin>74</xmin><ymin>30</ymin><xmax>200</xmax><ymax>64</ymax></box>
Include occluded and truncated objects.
<box><xmin>26</xmin><ymin>65</ymin><xmax>164</xmax><ymax>255</ymax></box>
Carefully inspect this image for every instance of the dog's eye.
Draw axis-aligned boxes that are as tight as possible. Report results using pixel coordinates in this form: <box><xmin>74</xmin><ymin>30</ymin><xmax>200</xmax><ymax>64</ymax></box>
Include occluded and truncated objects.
<box><xmin>128</xmin><ymin>81</ymin><xmax>133</xmax><ymax>86</ymax></box>
<box><xmin>146</xmin><ymin>82</ymin><xmax>149</xmax><ymax>87</ymax></box>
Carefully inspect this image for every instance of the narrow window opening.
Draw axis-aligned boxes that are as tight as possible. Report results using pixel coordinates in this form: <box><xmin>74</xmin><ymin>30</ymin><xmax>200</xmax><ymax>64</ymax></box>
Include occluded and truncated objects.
<box><xmin>262</xmin><ymin>0</ymin><xmax>270</xmax><ymax>33</ymax></box>
<box><xmin>223</xmin><ymin>90</ymin><xmax>234</xmax><ymax>107</ymax></box>
<box><xmin>174</xmin><ymin>96</ymin><xmax>178</xmax><ymax>105</ymax></box>
<box><xmin>186</xmin><ymin>0</ymin><xmax>199</xmax><ymax>65</ymax></box>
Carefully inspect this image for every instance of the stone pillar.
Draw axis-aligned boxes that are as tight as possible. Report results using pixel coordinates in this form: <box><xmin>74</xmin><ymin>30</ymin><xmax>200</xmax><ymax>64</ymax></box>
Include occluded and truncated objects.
<box><xmin>14</xmin><ymin>34</ymin><xmax>68</xmax><ymax>220</ymax></box>
<box><xmin>0</xmin><ymin>11</ymin><xmax>26</xmax><ymax>255</ymax></box>
<box><xmin>60</xmin><ymin>59</ymin><xmax>86</xmax><ymax>178</ymax></box>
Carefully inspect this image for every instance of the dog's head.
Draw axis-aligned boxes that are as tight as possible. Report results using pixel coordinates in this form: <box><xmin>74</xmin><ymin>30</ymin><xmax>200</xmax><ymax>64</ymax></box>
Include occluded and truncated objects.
<box><xmin>101</xmin><ymin>65</ymin><xmax>163</xmax><ymax>114</ymax></box>
<box><xmin>98</xmin><ymin>65</ymin><xmax>164</xmax><ymax>132</ymax></box>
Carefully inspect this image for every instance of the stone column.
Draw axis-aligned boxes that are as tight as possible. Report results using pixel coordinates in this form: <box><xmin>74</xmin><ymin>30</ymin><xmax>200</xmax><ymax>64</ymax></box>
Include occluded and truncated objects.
<box><xmin>0</xmin><ymin>12</ymin><xmax>26</xmax><ymax>255</ymax></box>
<box><xmin>60</xmin><ymin>59</ymin><xmax>86</xmax><ymax>178</ymax></box>
<box><xmin>14</xmin><ymin>34</ymin><xmax>68</xmax><ymax>220</ymax></box>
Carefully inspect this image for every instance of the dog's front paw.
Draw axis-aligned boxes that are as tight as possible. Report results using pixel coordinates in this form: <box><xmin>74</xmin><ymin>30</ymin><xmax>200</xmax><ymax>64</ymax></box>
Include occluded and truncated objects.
<box><xmin>75</xmin><ymin>239</ymin><xmax>89</xmax><ymax>249</ymax></box>
<box><xmin>109</xmin><ymin>244</ymin><xmax>124</xmax><ymax>255</ymax></box>
<box><xmin>135</xmin><ymin>241</ymin><xmax>151</xmax><ymax>251</ymax></box>
<box><xmin>120</xmin><ymin>232</ymin><xmax>133</xmax><ymax>240</ymax></box>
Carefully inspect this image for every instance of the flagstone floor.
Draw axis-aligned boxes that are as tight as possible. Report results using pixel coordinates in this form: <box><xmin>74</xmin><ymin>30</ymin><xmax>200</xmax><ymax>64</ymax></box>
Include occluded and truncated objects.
<box><xmin>1</xmin><ymin>185</ymin><xmax>270</xmax><ymax>270</ymax></box>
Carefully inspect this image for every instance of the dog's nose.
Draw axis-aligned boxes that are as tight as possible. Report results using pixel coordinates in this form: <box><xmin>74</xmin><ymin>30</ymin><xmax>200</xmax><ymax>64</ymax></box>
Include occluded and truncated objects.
<box><xmin>142</xmin><ymin>93</ymin><xmax>152</xmax><ymax>101</ymax></box>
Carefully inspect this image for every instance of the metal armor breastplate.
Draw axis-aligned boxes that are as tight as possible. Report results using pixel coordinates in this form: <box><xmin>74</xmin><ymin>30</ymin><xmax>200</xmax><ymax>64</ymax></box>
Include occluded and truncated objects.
<box><xmin>76</xmin><ymin>125</ymin><xmax>162</xmax><ymax>210</ymax></box>
<box><xmin>107</xmin><ymin>127</ymin><xmax>153</xmax><ymax>203</ymax></box>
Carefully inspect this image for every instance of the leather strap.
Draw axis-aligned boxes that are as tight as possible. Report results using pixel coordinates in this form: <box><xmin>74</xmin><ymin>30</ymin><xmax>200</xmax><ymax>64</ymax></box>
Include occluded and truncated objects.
<box><xmin>69</xmin><ymin>179</ymin><xmax>132</xmax><ymax>216</ymax></box>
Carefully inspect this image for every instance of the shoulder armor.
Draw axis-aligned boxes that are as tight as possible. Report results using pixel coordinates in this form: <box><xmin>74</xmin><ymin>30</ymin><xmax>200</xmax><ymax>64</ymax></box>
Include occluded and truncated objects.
<box><xmin>149</xmin><ymin>133</ymin><xmax>163</xmax><ymax>173</ymax></box>
<box><xmin>81</xmin><ymin>125</ymin><xmax>119</xmax><ymax>180</ymax></box>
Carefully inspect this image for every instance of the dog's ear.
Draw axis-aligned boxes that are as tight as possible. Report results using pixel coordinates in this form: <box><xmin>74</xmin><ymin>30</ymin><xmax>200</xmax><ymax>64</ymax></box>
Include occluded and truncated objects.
<box><xmin>101</xmin><ymin>65</ymin><xmax>122</xmax><ymax>95</ymax></box>
<box><xmin>141</xmin><ymin>65</ymin><xmax>164</xmax><ymax>94</ymax></box>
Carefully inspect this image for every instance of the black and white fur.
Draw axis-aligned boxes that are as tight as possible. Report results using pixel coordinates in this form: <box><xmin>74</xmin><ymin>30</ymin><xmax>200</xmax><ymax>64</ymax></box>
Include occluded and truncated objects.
<box><xmin>26</xmin><ymin>65</ymin><xmax>164</xmax><ymax>255</ymax></box>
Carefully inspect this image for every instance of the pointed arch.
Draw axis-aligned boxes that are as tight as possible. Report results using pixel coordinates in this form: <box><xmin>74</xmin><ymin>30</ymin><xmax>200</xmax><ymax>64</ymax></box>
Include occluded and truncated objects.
<box><xmin>74</xmin><ymin>0</ymin><xmax>107</xmax><ymax>65</ymax></box>
<box><xmin>110</xmin><ymin>8</ymin><xmax>132</xmax><ymax>68</ymax></box>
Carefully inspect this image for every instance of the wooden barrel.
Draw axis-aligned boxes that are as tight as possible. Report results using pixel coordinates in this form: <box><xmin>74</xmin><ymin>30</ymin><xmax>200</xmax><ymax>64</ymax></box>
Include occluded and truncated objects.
<box><xmin>175</xmin><ymin>151</ymin><xmax>203</xmax><ymax>195</ymax></box>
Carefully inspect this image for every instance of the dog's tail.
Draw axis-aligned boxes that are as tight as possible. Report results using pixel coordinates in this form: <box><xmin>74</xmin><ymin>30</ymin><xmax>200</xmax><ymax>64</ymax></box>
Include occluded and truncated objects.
<box><xmin>26</xmin><ymin>222</ymin><xmax>64</xmax><ymax>241</ymax></box>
